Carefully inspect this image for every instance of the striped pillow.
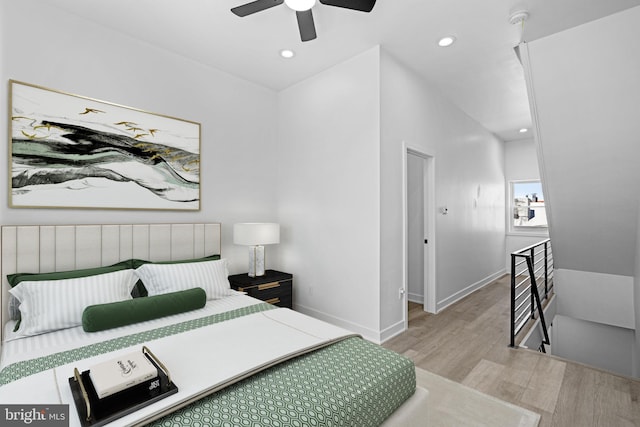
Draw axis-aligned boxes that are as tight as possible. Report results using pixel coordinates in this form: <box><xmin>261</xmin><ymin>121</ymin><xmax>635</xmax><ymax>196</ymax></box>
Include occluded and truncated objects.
<box><xmin>9</xmin><ymin>269</ymin><xmax>137</xmax><ymax>337</ymax></box>
<box><xmin>134</xmin><ymin>259</ymin><xmax>232</xmax><ymax>300</ymax></box>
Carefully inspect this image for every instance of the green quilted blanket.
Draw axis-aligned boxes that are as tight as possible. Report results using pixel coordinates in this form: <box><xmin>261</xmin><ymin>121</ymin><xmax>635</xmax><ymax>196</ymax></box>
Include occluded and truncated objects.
<box><xmin>150</xmin><ymin>336</ymin><xmax>416</xmax><ymax>427</ymax></box>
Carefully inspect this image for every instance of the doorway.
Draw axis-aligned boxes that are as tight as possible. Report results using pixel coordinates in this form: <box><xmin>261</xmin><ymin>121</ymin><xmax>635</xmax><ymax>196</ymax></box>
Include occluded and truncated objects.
<box><xmin>403</xmin><ymin>145</ymin><xmax>435</xmax><ymax>330</ymax></box>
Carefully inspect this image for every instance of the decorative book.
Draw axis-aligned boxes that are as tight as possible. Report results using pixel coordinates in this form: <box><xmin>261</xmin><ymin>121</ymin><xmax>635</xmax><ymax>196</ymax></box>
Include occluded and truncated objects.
<box><xmin>69</xmin><ymin>346</ymin><xmax>178</xmax><ymax>427</ymax></box>
<box><xmin>89</xmin><ymin>350</ymin><xmax>157</xmax><ymax>399</ymax></box>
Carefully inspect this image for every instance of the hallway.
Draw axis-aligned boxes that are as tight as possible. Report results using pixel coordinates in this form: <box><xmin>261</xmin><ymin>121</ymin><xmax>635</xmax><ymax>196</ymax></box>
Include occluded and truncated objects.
<box><xmin>383</xmin><ymin>275</ymin><xmax>640</xmax><ymax>426</ymax></box>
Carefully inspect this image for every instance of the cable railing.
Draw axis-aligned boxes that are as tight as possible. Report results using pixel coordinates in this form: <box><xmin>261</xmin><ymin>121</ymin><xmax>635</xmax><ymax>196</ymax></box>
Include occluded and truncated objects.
<box><xmin>509</xmin><ymin>238</ymin><xmax>554</xmax><ymax>349</ymax></box>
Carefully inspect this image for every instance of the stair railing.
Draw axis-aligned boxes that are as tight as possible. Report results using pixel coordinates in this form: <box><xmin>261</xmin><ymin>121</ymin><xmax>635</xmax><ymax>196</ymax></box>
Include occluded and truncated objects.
<box><xmin>509</xmin><ymin>238</ymin><xmax>554</xmax><ymax>349</ymax></box>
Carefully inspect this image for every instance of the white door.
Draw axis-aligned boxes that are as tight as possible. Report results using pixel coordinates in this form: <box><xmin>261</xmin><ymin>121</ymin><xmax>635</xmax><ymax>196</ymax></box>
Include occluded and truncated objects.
<box><xmin>407</xmin><ymin>153</ymin><xmax>426</xmax><ymax>309</ymax></box>
<box><xmin>404</xmin><ymin>145</ymin><xmax>436</xmax><ymax>327</ymax></box>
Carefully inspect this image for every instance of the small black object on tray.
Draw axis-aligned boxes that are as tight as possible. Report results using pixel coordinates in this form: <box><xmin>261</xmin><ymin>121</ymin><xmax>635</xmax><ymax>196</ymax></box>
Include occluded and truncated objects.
<box><xmin>68</xmin><ymin>346</ymin><xmax>178</xmax><ymax>427</ymax></box>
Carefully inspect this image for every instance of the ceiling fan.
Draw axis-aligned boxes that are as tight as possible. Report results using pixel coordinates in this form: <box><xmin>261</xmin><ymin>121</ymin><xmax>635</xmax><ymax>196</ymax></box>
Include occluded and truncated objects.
<box><xmin>231</xmin><ymin>0</ymin><xmax>377</xmax><ymax>42</ymax></box>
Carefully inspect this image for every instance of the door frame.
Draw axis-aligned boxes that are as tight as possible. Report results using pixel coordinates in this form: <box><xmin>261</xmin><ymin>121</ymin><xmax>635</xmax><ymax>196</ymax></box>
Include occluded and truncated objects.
<box><xmin>402</xmin><ymin>142</ymin><xmax>436</xmax><ymax>330</ymax></box>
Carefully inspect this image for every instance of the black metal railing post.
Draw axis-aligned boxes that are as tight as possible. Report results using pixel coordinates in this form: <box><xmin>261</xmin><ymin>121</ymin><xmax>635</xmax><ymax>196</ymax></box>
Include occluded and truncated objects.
<box><xmin>526</xmin><ymin>256</ymin><xmax>550</xmax><ymax>347</ymax></box>
<box><xmin>544</xmin><ymin>242</ymin><xmax>549</xmax><ymax>299</ymax></box>
<box><xmin>510</xmin><ymin>253</ymin><xmax>516</xmax><ymax>347</ymax></box>
<box><xmin>530</xmin><ymin>247</ymin><xmax>535</xmax><ymax>319</ymax></box>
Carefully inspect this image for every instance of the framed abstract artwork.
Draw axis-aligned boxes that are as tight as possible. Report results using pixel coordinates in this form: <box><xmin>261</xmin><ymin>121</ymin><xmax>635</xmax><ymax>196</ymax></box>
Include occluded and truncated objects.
<box><xmin>9</xmin><ymin>80</ymin><xmax>201</xmax><ymax>210</ymax></box>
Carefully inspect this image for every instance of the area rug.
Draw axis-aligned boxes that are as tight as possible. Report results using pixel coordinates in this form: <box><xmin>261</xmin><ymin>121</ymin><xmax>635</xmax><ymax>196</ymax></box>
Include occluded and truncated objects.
<box><xmin>416</xmin><ymin>368</ymin><xmax>540</xmax><ymax>427</ymax></box>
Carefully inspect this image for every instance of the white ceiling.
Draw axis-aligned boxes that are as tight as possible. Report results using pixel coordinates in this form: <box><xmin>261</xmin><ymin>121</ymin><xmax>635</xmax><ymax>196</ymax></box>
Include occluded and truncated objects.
<box><xmin>44</xmin><ymin>0</ymin><xmax>640</xmax><ymax>142</ymax></box>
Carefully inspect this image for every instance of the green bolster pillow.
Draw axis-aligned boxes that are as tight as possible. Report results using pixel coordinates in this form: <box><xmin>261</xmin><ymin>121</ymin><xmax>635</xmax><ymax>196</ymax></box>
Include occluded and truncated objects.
<box><xmin>82</xmin><ymin>287</ymin><xmax>206</xmax><ymax>332</ymax></box>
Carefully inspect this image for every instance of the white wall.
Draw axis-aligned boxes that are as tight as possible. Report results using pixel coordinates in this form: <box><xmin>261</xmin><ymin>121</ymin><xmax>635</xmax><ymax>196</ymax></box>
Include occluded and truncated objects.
<box><xmin>524</xmin><ymin>6</ymin><xmax>640</xmax><ymax>277</ymax></box>
<box><xmin>552</xmin><ymin>268</ymin><xmax>635</xmax><ymax>376</ymax></box>
<box><xmin>276</xmin><ymin>48</ymin><xmax>381</xmax><ymax>340</ymax></box>
<box><xmin>555</xmin><ymin>269</ymin><xmax>634</xmax><ymax>329</ymax></box>
<box><xmin>277</xmin><ymin>47</ymin><xmax>506</xmax><ymax>342</ymax></box>
<box><xmin>504</xmin><ymin>138</ymin><xmax>549</xmax><ymax>270</ymax></box>
<box><xmin>0</xmin><ymin>3</ymin><xmax>511</xmax><ymax>344</ymax></box>
<box><xmin>1</xmin><ymin>1</ymin><xmax>279</xmax><ymax>273</ymax></box>
<box><xmin>552</xmin><ymin>314</ymin><xmax>634</xmax><ymax>377</ymax></box>
<box><xmin>379</xmin><ymin>50</ymin><xmax>506</xmax><ymax>332</ymax></box>
<box><xmin>504</xmin><ymin>138</ymin><xmax>539</xmax><ymax>181</ymax></box>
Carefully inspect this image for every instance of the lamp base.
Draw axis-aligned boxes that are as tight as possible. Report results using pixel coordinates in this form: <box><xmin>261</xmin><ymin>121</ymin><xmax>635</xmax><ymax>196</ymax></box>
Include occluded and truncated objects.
<box><xmin>248</xmin><ymin>245</ymin><xmax>265</xmax><ymax>277</ymax></box>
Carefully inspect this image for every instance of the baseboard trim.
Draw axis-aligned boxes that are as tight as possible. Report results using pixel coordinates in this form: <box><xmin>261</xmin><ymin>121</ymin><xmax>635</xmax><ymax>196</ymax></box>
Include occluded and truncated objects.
<box><xmin>408</xmin><ymin>293</ymin><xmax>424</xmax><ymax>304</ymax></box>
<box><xmin>295</xmin><ymin>270</ymin><xmax>506</xmax><ymax>344</ymax></box>
<box><xmin>380</xmin><ymin>319</ymin><xmax>406</xmax><ymax>344</ymax></box>
<box><xmin>436</xmin><ymin>269</ymin><xmax>506</xmax><ymax>312</ymax></box>
<box><xmin>294</xmin><ymin>303</ymin><xmax>382</xmax><ymax>344</ymax></box>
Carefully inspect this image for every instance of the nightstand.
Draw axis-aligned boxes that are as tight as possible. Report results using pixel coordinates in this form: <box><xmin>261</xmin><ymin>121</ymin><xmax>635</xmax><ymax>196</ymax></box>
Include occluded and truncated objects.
<box><xmin>228</xmin><ymin>270</ymin><xmax>293</xmax><ymax>309</ymax></box>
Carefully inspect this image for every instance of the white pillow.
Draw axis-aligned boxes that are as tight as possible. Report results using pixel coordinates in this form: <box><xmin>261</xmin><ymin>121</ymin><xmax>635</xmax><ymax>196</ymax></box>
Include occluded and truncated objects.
<box><xmin>9</xmin><ymin>269</ymin><xmax>137</xmax><ymax>337</ymax></box>
<box><xmin>134</xmin><ymin>259</ymin><xmax>232</xmax><ymax>300</ymax></box>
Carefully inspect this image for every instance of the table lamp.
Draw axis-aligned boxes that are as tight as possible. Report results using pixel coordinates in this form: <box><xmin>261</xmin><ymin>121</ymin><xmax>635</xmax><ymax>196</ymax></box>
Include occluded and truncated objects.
<box><xmin>233</xmin><ymin>223</ymin><xmax>280</xmax><ymax>277</ymax></box>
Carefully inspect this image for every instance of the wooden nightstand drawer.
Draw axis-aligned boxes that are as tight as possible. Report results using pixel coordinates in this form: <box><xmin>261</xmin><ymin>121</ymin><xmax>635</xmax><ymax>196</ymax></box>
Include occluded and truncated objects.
<box><xmin>244</xmin><ymin>279</ymin><xmax>291</xmax><ymax>301</ymax></box>
<box><xmin>263</xmin><ymin>295</ymin><xmax>292</xmax><ymax>309</ymax></box>
<box><xmin>228</xmin><ymin>270</ymin><xmax>293</xmax><ymax>309</ymax></box>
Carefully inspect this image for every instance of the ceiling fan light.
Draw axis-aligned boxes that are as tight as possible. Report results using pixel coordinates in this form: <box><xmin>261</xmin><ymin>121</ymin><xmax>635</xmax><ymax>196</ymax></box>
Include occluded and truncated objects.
<box><xmin>284</xmin><ymin>0</ymin><xmax>316</xmax><ymax>11</ymax></box>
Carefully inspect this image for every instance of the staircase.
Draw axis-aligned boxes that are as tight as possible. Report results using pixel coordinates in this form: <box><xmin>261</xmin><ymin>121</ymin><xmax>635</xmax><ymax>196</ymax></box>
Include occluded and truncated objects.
<box><xmin>509</xmin><ymin>239</ymin><xmax>554</xmax><ymax>351</ymax></box>
<box><xmin>515</xmin><ymin>7</ymin><xmax>640</xmax><ymax>378</ymax></box>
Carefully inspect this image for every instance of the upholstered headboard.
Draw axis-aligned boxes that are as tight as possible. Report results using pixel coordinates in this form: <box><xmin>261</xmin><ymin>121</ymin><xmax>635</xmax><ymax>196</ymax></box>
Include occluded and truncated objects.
<box><xmin>0</xmin><ymin>223</ymin><xmax>221</xmax><ymax>342</ymax></box>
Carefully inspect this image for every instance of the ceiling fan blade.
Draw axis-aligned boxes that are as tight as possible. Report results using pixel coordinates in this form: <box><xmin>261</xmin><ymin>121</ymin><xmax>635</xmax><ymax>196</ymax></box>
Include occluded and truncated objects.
<box><xmin>319</xmin><ymin>0</ymin><xmax>376</xmax><ymax>12</ymax></box>
<box><xmin>296</xmin><ymin>10</ymin><xmax>317</xmax><ymax>42</ymax></box>
<box><xmin>231</xmin><ymin>0</ymin><xmax>284</xmax><ymax>17</ymax></box>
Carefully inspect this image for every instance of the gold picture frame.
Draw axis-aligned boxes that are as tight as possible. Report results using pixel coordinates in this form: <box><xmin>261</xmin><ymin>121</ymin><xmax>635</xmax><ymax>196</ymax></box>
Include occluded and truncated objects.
<box><xmin>9</xmin><ymin>80</ymin><xmax>201</xmax><ymax>210</ymax></box>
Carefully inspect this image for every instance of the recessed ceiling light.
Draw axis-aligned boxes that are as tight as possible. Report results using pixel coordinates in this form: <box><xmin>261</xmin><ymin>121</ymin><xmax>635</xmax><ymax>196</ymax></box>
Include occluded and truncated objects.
<box><xmin>519</xmin><ymin>128</ymin><xmax>528</xmax><ymax>133</ymax></box>
<box><xmin>437</xmin><ymin>36</ymin><xmax>456</xmax><ymax>47</ymax></box>
<box><xmin>280</xmin><ymin>49</ymin><xmax>295</xmax><ymax>59</ymax></box>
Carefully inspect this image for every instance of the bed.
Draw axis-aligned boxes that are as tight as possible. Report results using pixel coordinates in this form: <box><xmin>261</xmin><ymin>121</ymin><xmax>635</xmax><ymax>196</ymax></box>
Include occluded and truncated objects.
<box><xmin>0</xmin><ymin>223</ymin><xmax>428</xmax><ymax>426</ymax></box>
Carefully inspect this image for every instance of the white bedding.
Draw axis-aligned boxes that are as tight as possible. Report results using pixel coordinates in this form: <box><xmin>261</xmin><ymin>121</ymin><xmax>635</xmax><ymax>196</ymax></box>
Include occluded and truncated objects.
<box><xmin>0</xmin><ymin>293</ymin><xmax>355</xmax><ymax>427</ymax></box>
<box><xmin>1</xmin><ymin>290</ymin><xmax>257</xmax><ymax>370</ymax></box>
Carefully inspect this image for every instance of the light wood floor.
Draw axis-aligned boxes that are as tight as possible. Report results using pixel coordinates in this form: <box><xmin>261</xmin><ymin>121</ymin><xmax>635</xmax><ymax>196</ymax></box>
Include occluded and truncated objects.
<box><xmin>383</xmin><ymin>275</ymin><xmax>640</xmax><ymax>427</ymax></box>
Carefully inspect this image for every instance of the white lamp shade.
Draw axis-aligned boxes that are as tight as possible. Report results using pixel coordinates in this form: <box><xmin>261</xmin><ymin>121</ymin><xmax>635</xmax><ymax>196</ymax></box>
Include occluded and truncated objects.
<box><xmin>233</xmin><ymin>223</ymin><xmax>280</xmax><ymax>246</ymax></box>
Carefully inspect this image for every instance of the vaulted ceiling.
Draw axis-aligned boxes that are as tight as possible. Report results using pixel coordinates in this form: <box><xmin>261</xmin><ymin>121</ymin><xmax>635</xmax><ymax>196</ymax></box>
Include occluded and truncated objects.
<box><xmin>45</xmin><ymin>0</ymin><xmax>640</xmax><ymax>142</ymax></box>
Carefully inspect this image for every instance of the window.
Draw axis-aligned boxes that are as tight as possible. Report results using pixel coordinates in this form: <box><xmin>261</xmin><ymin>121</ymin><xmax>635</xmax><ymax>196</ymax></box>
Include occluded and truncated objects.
<box><xmin>510</xmin><ymin>181</ymin><xmax>547</xmax><ymax>230</ymax></box>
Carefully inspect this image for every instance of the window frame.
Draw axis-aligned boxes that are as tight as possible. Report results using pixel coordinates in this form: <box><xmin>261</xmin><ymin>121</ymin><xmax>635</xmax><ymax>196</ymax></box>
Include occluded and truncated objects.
<box><xmin>507</xmin><ymin>179</ymin><xmax>549</xmax><ymax>237</ymax></box>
